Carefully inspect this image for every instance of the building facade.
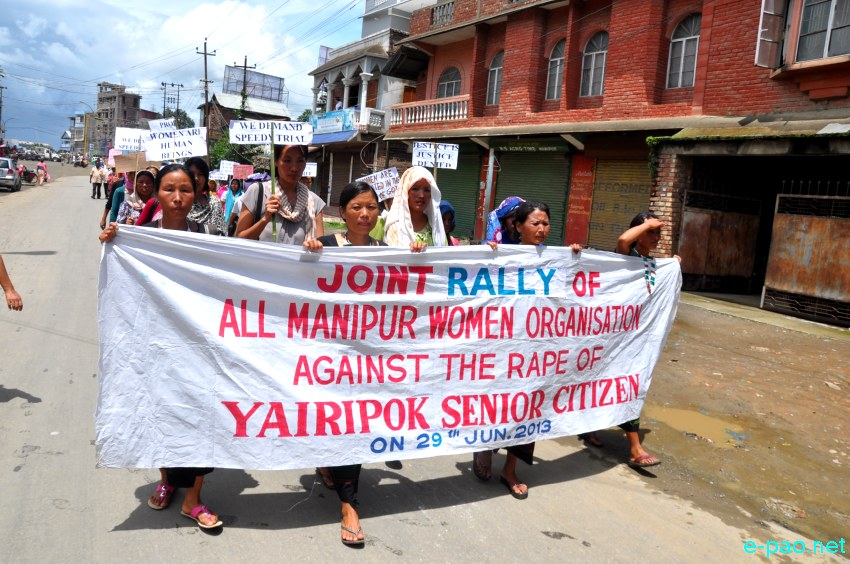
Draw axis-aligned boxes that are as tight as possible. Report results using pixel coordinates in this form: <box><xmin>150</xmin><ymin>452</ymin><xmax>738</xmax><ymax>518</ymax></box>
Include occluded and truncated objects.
<box><xmin>90</xmin><ymin>82</ymin><xmax>143</xmax><ymax>156</ymax></box>
<box><xmin>382</xmin><ymin>0</ymin><xmax>850</xmax><ymax>325</ymax></box>
<box><xmin>306</xmin><ymin>0</ymin><xmax>439</xmax><ymax>211</ymax></box>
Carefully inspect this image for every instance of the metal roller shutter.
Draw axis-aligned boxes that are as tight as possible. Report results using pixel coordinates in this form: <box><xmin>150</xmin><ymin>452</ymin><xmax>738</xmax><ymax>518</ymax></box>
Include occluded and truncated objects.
<box><xmin>329</xmin><ymin>152</ymin><xmax>353</xmax><ymax>208</ymax></box>
<box><xmin>587</xmin><ymin>160</ymin><xmax>652</xmax><ymax>251</ymax></box>
<box><xmin>494</xmin><ymin>152</ymin><xmax>570</xmax><ymax>245</ymax></box>
<box><xmin>434</xmin><ymin>151</ymin><xmax>482</xmax><ymax>241</ymax></box>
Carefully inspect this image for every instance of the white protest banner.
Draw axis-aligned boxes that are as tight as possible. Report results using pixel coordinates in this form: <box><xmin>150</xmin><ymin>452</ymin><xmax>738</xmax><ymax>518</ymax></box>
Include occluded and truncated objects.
<box><xmin>97</xmin><ymin>231</ymin><xmax>681</xmax><ymax>470</ymax></box>
<box><xmin>413</xmin><ymin>142</ymin><xmax>460</xmax><ymax>170</ymax></box>
<box><xmin>303</xmin><ymin>162</ymin><xmax>318</xmax><ymax>178</ymax></box>
<box><xmin>210</xmin><ymin>170</ymin><xmax>229</xmax><ymax>181</ymax></box>
<box><xmin>229</xmin><ymin>120</ymin><xmax>313</xmax><ymax>145</ymax></box>
<box><xmin>219</xmin><ymin>160</ymin><xmax>236</xmax><ymax>175</ymax></box>
<box><xmin>357</xmin><ymin>167</ymin><xmax>400</xmax><ymax>202</ymax></box>
<box><xmin>148</xmin><ymin>118</ymin><xmax>177</xmax><ymax>132</ymax></box>
<box><xmin>143</xmin><ymin>127</ymin><xmax>208</xmax><ymax>161</ymax></box>
<box><xmin>114</xmin><ymin>127</ymin><xmax>148</xmax><ymax>152</ymax></box>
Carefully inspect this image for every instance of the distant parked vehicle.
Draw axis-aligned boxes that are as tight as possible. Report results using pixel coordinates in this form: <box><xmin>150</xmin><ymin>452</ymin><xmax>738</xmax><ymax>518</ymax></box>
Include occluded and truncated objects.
<box><xmin>1</xmin><ymin>157</ymin><xmax>22</xmax><ymax>192</ymax></box>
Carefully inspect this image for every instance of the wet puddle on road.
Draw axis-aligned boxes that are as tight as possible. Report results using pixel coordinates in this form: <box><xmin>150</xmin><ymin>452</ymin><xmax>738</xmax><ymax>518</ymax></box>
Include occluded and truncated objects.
<box><xmin>644</xmin><ymin>406</ymin><xmax>747</xmax><ymax>449</ymax></box>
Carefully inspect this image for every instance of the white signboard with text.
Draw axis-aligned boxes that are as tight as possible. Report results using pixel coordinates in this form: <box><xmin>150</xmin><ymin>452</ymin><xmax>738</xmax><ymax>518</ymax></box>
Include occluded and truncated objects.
<box><xmin>413</xmin><ymin>142</ymin><xmax>460</xmax><ymax>169</ymax></box>
<box><xmin>229</xmin><ymin>120</ymin><xmax>313</xmax><ymax>145</ymax></box>
<box><xmin>356</xmin><ymin>167</ymin><xmax>400</xmax><ymax>202</ymax></box>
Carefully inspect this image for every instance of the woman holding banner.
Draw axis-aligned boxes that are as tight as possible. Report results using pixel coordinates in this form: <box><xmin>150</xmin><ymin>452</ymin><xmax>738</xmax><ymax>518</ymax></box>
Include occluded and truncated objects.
<box><xmin>303</xmin><ymin>180</ymin><xmax>389</xmax><ymax>546</ymax></box>
<box><xmin>99</xmin><ymin>163</ymin><xmax>223</xmax><ymax>530</ymax></box>
<box><xmin>476</xmin><ymin>200</ymin><xmax>582</xmax><ymax>499</ymax></box>
<box><xmin>236</xmin><ymin>145</ymin><xmax>325</xmax><ymax>244</ymax></box>
<box><xmin>383</xmin><ymin>166</ymin><xmax>447</xmax><ymax>249</ymax></box>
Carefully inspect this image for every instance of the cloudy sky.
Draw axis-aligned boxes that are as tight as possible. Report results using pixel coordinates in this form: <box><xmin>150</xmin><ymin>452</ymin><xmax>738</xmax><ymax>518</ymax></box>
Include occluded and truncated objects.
<box><xmin>0</xmin><ymin>0</ymin><xmax>364</xmax><ymax>147</ymax></box>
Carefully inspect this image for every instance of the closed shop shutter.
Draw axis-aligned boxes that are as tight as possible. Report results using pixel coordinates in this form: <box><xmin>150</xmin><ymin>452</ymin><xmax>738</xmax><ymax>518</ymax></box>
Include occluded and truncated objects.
<box><xmin>494</xmin><ymin>152</ymin><xmax>570</xmax><ymax>245</ymax></box>
<box><xmin>587</xmin><ymin>160</ymin><xmax>652</xmax><ymax>251</ymax></box>
<box><xmin>434</xmin><ymin>151</ymin><xmax>482</xmax><ymax>240</ymax></box>
<box><xmin>329</xmin><ymin>152</ymin><xmax>354</xmax><ymax>208</ymax></box>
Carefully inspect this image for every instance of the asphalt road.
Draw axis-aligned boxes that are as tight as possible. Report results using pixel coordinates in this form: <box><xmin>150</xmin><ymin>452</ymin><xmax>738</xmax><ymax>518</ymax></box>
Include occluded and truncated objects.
<box><xmin>0</xmin><ymin>175</ymin><xmax>843</xmax><ymax>563</ymax></box>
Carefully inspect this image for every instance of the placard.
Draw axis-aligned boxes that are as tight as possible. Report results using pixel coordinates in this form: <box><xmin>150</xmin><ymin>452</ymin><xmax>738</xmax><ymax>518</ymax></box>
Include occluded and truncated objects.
<box><xmin>219</xmin><ymin>160</ymin><xmax>236</xmax><ymax>175</ymax></box>
<box><xmin>114</xmin><ymin>128</ymin><xmax>148</xmax><ymax>152</ymax></box>
<box><xmin>210</xmin><ymin>170</ymin><xmax>229</xmax><ymax>181</ymax></box>
<box><xmin>113</xmin><ymin>153</ymin><xmax>161</xmax><ymax>173</ymax></box>
<box><xmin>412</xmin><ymin>142</ymin><xmax>459</xmax><ymax>170</ymax></box>
<box><xmin>356</xmin><ymin>167</ymin><xmax>400</xmax><ymax>202</ymax></box>
<box><xmin>143</xmin><ymin>127</ymin><xmax>207</xmax><ymax>161</ymax></box>
<box><xmin>232</xmin><ymin>164</ymin><xmax>254</xmax><ymax>180</ymax></box>
<box><xmin>303</xmin><ymin>162</ymin><xmax>318</xmax><ymax>177</ymax></box>
<box><xmin>148</xmin><ymin>118</ymin><xmax>177</xmax><ymax>132</ymax></box>
<box><xmin>229</xmin><ymin>120</ymin><xmax>313</xmax><ymax>145</ymax></box>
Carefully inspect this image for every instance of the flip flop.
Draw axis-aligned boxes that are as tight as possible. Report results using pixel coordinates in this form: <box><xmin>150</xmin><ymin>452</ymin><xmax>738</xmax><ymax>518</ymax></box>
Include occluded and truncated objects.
<box><xmin>472</xmin><ymin>451</ymin><xmax>492</xmax><ymax>481</ymax></box>
<box><xmin>341</xmin><ymin>524</ymin><xmax>365</xmax><ymax>547</ymax></box>
<box><xmin>628</xmin><ymin>453</ymin><xmax>661</xmax><ymax>468</ymax></box>
<box><xmin>499</xmin><ymin>476</ymin><xmax>528</xmax><ymax>500</ymax></box>
<box><xmin>316</xmin><ymin>467</ymin><xmax>336</xmax><ymax>490</ymax></box>
<box><xmin>147</xmin><ymin>482</ymin><xmax>175</xmax><ymax>510</ymax></box>
<box><xmin>181</xmin><ymin>504</ymin><xmax>223</xmax><ymax>529</ymax></box>
<box><xmin>578</xmin><ymin>433</ymin><xmax>604</xmax><ymax>448</ymax></box>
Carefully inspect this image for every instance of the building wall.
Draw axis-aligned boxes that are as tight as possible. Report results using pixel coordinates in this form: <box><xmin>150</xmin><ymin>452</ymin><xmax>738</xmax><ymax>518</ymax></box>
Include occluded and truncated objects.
<box><xmin>398</xmin><ymin>0</ymin><xmax>850</xmax><ymax>134</ymax></box>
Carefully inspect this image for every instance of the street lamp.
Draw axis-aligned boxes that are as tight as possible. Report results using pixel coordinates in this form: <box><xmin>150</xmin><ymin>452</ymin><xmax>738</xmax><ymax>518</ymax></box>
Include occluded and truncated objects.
<box><xmin>1</xmin><ymin>117</ymin><xmax>15</xmax><ymax>140</ymax></box>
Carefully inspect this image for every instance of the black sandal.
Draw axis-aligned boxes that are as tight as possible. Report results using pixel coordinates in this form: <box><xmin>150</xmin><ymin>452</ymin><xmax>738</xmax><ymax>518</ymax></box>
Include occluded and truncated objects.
<box><xmin>472</xmin><ymin>451</ymin><xmax>492</xmax><ymax>481</ymax></box>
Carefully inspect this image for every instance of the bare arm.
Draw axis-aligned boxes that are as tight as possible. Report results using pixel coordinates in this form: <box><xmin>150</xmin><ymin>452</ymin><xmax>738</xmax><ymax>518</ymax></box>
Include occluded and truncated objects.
<box><xmin>616</xmin><ymin>218</ymin><xmax>664</xmax><ymax>255</ymax></box>
<box><xmin>0</xmin><ymin>256</ymin><xmax>22</xmax><ymax>311</ymax></box>
<box><xmin>314</xmin><ymin>212</ymin><xmax>325</xmax><ymax>237</ymax></box>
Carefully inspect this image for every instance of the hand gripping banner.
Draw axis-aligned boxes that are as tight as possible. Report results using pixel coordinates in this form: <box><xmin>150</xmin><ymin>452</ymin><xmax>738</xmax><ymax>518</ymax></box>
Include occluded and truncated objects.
<box><xmin>96</xmin><ymin>228</ymin><xmax>681</xmax><ymax>469</ymax></box>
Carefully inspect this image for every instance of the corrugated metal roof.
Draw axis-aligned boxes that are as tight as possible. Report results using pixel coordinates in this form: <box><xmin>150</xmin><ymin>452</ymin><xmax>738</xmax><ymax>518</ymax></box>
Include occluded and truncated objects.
<box><xmin>205</xmin><ymin>92</ymin><xmax>291</xmax><ymax>119</ymax></box>
<box><xmin>310</xmin><ymin>131</ymin><xmax>361</xmax><ymax>145</ymax></box>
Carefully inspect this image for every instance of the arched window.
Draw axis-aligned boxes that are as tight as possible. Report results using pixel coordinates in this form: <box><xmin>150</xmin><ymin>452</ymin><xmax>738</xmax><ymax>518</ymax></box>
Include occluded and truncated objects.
<box><xmin>580</xmin><ymin>32</ymin><xmax>608</xmax><ymax>97</ymax></box>
<box><xmin>545</xmin><ymin>40</ymin><xmax>566</xmax><ymax>100</ymax></box>
<box><xmin>486</xmin><ymin>52</ymin><xmax>504</xmax><ymax>105</ymax></box>
<box><xmin>667</xmin><ymin>13</ymin><xmax>701</xmax><ymax>88</ymax></box>
<box><xmin>437</xmin><ymin>67</ymin><xmax>462</xmax><ymax>98</ymax></box>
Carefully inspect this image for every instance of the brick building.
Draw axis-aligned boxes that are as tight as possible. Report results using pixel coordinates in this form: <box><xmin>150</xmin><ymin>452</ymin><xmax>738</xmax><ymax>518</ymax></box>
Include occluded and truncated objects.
<box><xmin>383</xmin><ymin>0</ymin><xmax>850</xmax><ymax>325</ymax></box>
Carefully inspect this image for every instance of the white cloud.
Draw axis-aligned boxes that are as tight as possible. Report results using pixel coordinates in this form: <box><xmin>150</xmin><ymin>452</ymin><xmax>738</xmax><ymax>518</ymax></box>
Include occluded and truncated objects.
<box><xmin>17</xmin><ymin>14</ymin><xmax>48</xmax><ymax>40</ymax></box>
<box><xmin>1</xmin><ymin>1</ymin><xmax>363</xmax><ymax>145</ymax></box>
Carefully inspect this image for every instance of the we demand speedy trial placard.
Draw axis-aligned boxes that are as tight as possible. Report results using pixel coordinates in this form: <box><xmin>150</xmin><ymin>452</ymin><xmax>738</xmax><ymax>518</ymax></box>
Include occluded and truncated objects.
<box><xmin>96</xmin><ymin>229</ymin><xmax>681</xmax><ymax>470</ymax></box>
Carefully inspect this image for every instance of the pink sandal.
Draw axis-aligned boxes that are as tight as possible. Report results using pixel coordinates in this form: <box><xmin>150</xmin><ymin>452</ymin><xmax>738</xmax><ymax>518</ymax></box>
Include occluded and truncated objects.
<box><xmin>147</xmin><ymin>483</ymin><xmax>175</xmax><ymax>510</ymax></box>
<box><xmin>181</xmin><ymin>504</ymin><xmax>223</xmax><ymax>529</ymax></box>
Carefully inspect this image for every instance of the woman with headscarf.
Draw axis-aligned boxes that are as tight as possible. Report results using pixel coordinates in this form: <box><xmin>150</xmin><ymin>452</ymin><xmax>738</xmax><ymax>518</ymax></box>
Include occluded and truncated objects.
<box><xmin>439</xmin><ymin>200</ymin><xmax>460</xmax><ymax>246</ymax></box>
<box><xmin>484</xmin><ymin>196</ymin><xmax>525</xmax><ymax>245</ymax></box>
<box><xmin>236</xmin><ymin>145</ymin><xmax>325</xmax><ymax>244</ymax></box>
<box><xmin>224</xmin><ymin>178</ymin><xmax>243</xmax><ymax>236</ymax></box>
<box><xmin>116</xmin><ymin>170</ymin><xmax>155</xmax><ymax>225</ymax></box>
<box><xmin>383</xmin><ymin>166</ymin><xmax>447</xmax><ymax>249</ymax></box>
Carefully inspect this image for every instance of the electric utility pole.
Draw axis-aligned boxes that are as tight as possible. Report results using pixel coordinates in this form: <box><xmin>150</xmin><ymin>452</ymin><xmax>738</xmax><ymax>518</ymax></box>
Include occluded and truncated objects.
<box><xmin>233</xmin><ymin>56</ymin><xmax>256</xmax><ymax>107</ymax></box>
<box><xmin>197</xmin><ymin>38</ymin><xmax>216</xmax><ymax>160</ymax></box>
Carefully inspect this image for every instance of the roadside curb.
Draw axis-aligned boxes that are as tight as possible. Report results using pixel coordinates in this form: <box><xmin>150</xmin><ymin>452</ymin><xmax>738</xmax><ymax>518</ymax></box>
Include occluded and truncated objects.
<box><xmin>679</xmin><ymin>292</ymin><xmax>849</xmax><ymax>340</ymax></box>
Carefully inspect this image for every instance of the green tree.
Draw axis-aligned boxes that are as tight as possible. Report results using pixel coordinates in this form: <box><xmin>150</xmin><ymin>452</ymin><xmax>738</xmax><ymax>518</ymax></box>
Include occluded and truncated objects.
<box><xmin>162</xmin><ymin>108</ymin><xmax>195</xmax><ymax>129</ymax></box>
<box><xmin>296</xmin><ymin>108</ymin><xmax>312</xmax><ymax>122</ymax></box>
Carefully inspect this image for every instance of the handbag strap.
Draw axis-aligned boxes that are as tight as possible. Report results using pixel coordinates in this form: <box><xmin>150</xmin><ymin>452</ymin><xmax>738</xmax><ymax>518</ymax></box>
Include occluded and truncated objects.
<box><xmin>253</xmin><ymin>181</ymin><xmax>264</xmax><ymax>224</ymax></box>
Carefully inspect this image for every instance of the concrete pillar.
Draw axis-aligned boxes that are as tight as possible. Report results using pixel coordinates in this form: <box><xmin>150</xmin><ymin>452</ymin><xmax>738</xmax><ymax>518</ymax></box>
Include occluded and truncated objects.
<box><xmin>359</xmin><ymin>72</ymin><xmax>373</xmax><ymax>108</ymax></box>
<box><xmin>311</xmin><ymin>87</ymin><xmax>321</xmax><ymax>114</ymax></box>
<box><xmin>342</xmin><ymin>78</ymin><xmax>356</xmax><ymax>109</ymax></box>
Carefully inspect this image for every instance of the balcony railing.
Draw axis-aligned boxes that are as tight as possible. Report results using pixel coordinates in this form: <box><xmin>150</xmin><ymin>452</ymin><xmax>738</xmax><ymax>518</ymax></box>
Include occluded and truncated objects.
<box><xmin>390</xmin><ymin>95</ymin><xmax>469</xmax><ymax>127</ymax></box>
<box><xmin>357</xmin><ymin>107</ymin><xmax>387</xmax><ymax>133</ymax></box>
<box><xmin>432</xmin><ymin>1</ymin><xmax>454</xmax><ymax>26</ymax></box>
